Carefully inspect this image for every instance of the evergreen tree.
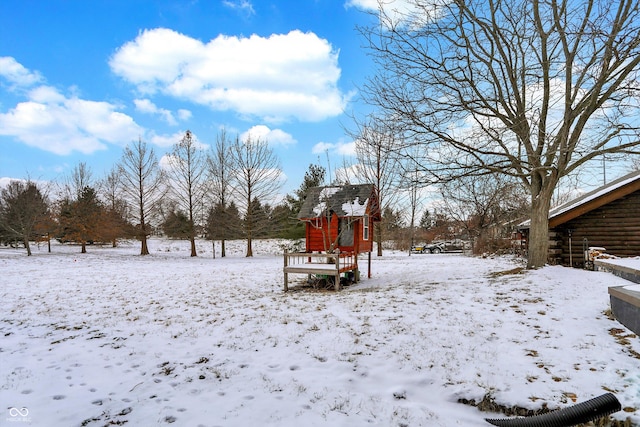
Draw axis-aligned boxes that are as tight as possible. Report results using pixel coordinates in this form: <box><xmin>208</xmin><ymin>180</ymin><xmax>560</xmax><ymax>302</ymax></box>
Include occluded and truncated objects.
<box><xmin>205</xmin><ymin>201</ymin><xmax>242</xmax><ymax>242</ymax></box>
<box><xmin>419</xmin><ymin>210</ymin><xmax>432</xmax><ymax>230</ymax></box>
<box><xmin>283</xmin><ymin>164</ymin><xmax>326</xmax><ymax>238</ymax></box>
<box><xmin>162</xmin><ymin>209</ymin><xmax>191</xmax><ymax>239</ymax></box>
<box><xmin>246</xmin><ymin>197</ymin><xmax>270</xmax><ymax>239</ymax></box>
<box><xmin>286</xmin><ymin>164</ymin><xmax>326</xmax><ymax>214</ymax></box>
<box><xmin>57</xmin><ymin>186</ymin><xmax>104</xmax><ymax>253</ymax></box>
<box><xmin>269</xmin><ymin>203</ymin><xmax>296</xmax><ymax>238</ymax></box>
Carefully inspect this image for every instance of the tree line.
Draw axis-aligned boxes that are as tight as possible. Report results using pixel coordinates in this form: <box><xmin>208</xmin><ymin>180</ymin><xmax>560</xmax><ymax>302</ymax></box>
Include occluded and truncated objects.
<box><xmin>1</xmin><ymin>121</ymin><xmax>537</xmax><ymax>258</ymax></box>
<box><xmin>0</xmin><ymin>130</ymin><xmax>327</xmax><ymax>257</ymax></box>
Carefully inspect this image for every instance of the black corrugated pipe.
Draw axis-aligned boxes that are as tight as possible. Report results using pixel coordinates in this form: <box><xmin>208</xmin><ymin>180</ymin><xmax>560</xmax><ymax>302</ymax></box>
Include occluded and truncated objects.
<box><xmin>485</xmin><ymin>393</ymin><xmax>621</xmax><ymax>427</ymax></box>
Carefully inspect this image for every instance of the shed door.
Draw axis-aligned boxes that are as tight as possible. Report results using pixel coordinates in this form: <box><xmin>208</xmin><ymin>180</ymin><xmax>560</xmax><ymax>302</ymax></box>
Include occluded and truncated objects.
<box><xmin>338</xmin><ymin>218</ymin><xmax>354</xmax><ymax>246</ymax></box>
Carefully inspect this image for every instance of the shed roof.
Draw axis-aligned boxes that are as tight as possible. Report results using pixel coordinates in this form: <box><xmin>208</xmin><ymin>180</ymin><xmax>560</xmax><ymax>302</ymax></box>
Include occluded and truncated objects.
<box><xmin>297</xmin><ymin>184</ymin><xmax>380</xmax><ymax>220</ymax></box>
<box><xmin>520</xmin><ymin>170</ymin><xmax>640</xmax><ymax>229</ymax></box>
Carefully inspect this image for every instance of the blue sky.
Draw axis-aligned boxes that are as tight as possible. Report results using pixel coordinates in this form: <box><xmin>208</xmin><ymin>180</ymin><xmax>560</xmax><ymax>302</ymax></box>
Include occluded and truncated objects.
<box><xmin>0</xmin><ymin>0</ymin><xmax>385</xmax><ymax>195</ymax></box>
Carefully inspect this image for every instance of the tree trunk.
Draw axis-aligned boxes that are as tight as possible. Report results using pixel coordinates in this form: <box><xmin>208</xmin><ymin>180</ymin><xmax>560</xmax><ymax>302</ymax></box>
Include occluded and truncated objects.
<box><xmin>221</xmin><ymin>239</ymin><xmax>226</xmax><ymax>257</ymax></box>
<box><xmin>246</xmin><ymin>236</ymin><xmax>253</xmax><ymax>257</ymax></box>
<box><xmin>140</xmin><ymin>234</ymin><xmax>149</xmax><ymax>255</ymax></box>
<box><xmin>190</xmin><ymin>236</ymin><xmax>197</xmax><ymax>257</ymax></box>
<box><xmin>189</xmin><ymin>212</ymin><xmax>197</xmax><ymax>257</ymax></box>
<box><xmin>527</xmin><ymin>189</ymin><xmax>553</xmax><ymax>269</ymax></box>
<box><xmin>81</xmin><ymin>241</ymin><xmax>87</xmax><ymax>254</ymax></box>
<box><xmin>24</xmin><ymin>237</ymin><xmax>32</xmax><ymax>256</ymax></box>
<box><xmin>376</xmin><ymin>222</ymin><xmax>382</xmax><ymax>257</ymax></box>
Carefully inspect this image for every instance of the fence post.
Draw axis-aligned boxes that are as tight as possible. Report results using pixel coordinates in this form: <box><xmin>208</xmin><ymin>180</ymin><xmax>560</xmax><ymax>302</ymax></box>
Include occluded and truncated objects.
<box><xmin>283</xmin><ymin>250</ymin><xmax>289</xmax><ymax>292</ymax></box>
<box><xmin>334</xmin><ymin>257</ymin><xmax>340</xmax><ymax>291</ymax></box>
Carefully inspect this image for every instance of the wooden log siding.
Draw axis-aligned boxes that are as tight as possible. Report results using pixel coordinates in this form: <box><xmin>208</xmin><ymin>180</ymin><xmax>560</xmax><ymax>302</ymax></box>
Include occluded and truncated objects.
<box><xmin>551</xmin><ymin>191</ymin><xmax>640</xmax><ymax>266</ymax></box>
<box><xmin>305</xmin><ymin>215</ymin><xmax>339</xmax><ymax>253</ymax></box>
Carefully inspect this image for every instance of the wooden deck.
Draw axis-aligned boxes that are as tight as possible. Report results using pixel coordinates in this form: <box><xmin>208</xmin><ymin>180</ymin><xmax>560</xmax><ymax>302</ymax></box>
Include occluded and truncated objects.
<box><xmin>283</xmin><ymin>251</ymin><xmax>358</xmax><ymax>292</ymax></box>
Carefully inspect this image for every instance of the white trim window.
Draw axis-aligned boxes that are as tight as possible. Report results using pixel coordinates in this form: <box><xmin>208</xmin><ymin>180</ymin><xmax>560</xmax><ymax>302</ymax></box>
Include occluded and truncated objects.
<box><xmin>363</xmin><ymin>214</ymin><xmax>370</xmax><ymax>240</ymax></box>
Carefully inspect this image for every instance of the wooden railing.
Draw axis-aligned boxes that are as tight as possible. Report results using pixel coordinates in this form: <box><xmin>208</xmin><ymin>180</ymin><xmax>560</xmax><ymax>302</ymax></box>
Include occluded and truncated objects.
<box><xmin>283</xmin><ymin>250</ymin><xmax>358</xmax><ymax>292</ymax></box>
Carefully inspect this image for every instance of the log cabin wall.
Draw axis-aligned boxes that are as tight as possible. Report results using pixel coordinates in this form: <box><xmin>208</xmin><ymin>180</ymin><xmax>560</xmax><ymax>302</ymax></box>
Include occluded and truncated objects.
<box><xmin>305</xmin><ymin>215</ymin><xmax>374</xmax><ymax>254</ymax></box>
<box><xmin>550</xmin><ymin>191</ymin><xmax>640</xmax><ymax>267</ymax></box>
<box><xmin>305</xmin><ymin>215</ymin><xmax>339</xmax><ymax>252</ymax></box>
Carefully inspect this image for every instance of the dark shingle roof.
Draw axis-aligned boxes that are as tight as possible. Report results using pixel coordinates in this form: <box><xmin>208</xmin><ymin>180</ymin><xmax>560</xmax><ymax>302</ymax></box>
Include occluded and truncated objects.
<box><xmin>297</xmin><ymin>184</ymin><xmax>378</xmax><ymax>219</ymax></box>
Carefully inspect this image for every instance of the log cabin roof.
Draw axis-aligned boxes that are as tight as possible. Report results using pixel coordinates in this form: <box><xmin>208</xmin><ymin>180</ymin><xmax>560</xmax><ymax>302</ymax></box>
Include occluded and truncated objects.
<box><xmin>297</xmin><ymin>184</ymin><xmax>380</xmax><ymax>220</ymax></box>
<box><xmin>520</xmin><ymin>170</ymin><xmax>640</xmax><ymax>229</ymax></box>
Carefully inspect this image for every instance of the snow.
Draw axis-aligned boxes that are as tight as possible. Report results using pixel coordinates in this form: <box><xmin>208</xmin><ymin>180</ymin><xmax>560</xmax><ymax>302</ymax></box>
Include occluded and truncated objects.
<box><xmin>599</xmin><ymin>256</ymin><xmax>640</xmax><ymax>272</ymax></box>
<box><xmin>1</xmin><ymin>239</ymin><xmax>639</xmax><ymax>426</ymax></box>
<box><xmin>548</xmin><ymin>173</ymin><xmax>640</xmax><ymax>219</ymax></box>
<box><xmin>342</xmin><ymin>197</ymin><xmax>368</xmax><ymax>217</ymax></box>
<box><xmin>313</xmin><ymin>187</ymin><xmax>341</xmax><ymax>216</ymax></box>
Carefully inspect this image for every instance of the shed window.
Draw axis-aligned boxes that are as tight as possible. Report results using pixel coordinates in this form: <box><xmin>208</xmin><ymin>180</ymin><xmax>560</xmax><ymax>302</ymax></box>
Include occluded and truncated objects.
<box><xmin>363</xmin><ymin>214</ymin><xmax>370</xmax><ymax>240</ymax></box>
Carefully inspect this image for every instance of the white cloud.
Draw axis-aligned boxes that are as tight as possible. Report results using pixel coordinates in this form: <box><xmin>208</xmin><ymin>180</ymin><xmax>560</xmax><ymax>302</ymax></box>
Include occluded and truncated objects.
<box><xmin>337</xmin><ymin>141</ymin><xmax>356</xmax><ymax>156</ymax></box>
<box><xmin>177</xmin><ymin>109</ymin><xmax>192</xmax><ymax>121</ymax></box>
<box><xmin>312</xmin><ymin>140</ymin><xmax>356</xmax><ymax>156</ymax></box>
<box><xmin>0</xmin><ymin>60</ymin><xmax>143</xmax><ymax>156</ymax></box>
<box><xmin>28</xmin><ymin>86</ymin><xmax>66</xmax><ymax>103</ymax></box>
<box><xmin>110</xmin><ymin>29</ymin><xmax>351</xmax><ymax>123</ymax></box>
<box><xmin>312</xmin><ymin>141</ymin><xmax>335</xmax><ymax>154</ymax></box>
<box><xmin>0</xmin><ymin>56</ymin><xmax>43</xmax><ymax>87</ymax></box>
<box><xmin>241</xmin><ymin>125</ymin><xmax>296</xmax><ymax>146</ymax></box>
<box><xmin>345</xmin><ymin>0</ymin><xmax>444</xmax><ymax>28</ymax></box>
<box><xmin>134</xmin><ymin>98</ymin><xmax>190</xmax><ymax>126</ymax></box>
<box><xmin>150</xmin><ymin>130</ymin><xmax>208</xmax><ymax>150</ymax></box>
<box><xmin>0</xmin><ymin>92</ymin><xmax>143</xmax><ymax>155</ymax></box>
<box><xmin>222</xmin><ymin>0</ymin><xmax>255</xmax><ymax>16</ymax></box>
<box><xmin>344</xmin><ymin>0</ymin><xmax>380</xmax><ymax>9</ymax></box>
<box><xmin>150</xmin><ymin>131</ymin><xmax>183</xmax><ymax>148</ymax></box>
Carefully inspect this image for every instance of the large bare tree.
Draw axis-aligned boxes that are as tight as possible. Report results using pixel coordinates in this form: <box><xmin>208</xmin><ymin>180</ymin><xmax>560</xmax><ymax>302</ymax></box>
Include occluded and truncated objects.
<box><xmin>231</xmin><ymin>135</ymin><xmax>283</xmax><ymax>257</ymax></box>
<box><xmin>118</xmin><ymin>138</ymin><xmax>165</xmax><ymax>255</ymax></box>
<box><xmin>0</xmin><ymin>180</ymin><xmax>51</xmax><ymax>256</ymax></box>
<box><xmin>100</xmin><ymin>167</ymin><xmax>132</xmax><ymax>247</ymax></box>
<box><xmin>165</xmin><ymin>130</ymin><xmax>208</xmax><ymax>257</ymax></box>
<box><xmin>358</xmin><ymin>0</ymin><xmax>640</xmax><ymax>268</ymax></box>
<box><xmin>206</xmin><ymin>128</ymin><xmax>235</xmax><ymax>257</ymax></box>
<box><xmin>350</xmin><ymin>116</ymin><xmax>403</xmax><ymax>256</ymax></box>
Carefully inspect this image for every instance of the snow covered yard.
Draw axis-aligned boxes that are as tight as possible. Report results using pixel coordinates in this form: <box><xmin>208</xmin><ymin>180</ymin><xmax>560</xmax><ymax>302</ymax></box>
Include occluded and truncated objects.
<box><xmin>1</xmin><ymin>239</ymin><xmax>639</xmax><ymax>426</ymax></box>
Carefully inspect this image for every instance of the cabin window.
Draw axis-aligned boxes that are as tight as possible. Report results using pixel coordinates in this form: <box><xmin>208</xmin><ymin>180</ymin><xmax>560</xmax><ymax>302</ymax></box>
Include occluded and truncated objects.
<box><xmin>363</xmin><ymin>214</ymin><xmax>370</xmax><ymax>240</ymax></box>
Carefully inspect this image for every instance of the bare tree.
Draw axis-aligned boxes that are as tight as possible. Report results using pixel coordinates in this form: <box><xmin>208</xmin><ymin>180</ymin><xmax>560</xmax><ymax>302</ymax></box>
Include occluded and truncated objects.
<box><xmin>439</xmin><ymin>174</ymin><xmax>529</xmax><ymax>252</ymax></box>
<box><xmin>0</xmin><ymin>180</ymin><xmax>51</xmax><ymax>256</ymax></box>
<box><xmin>118</xmin><ymin>138</ymin><xmax>165</xmax><ymax>255</ymax></box>
<box><xmin>358</xmin><ymin>0</ymin><xmax>640</xmax><ymax>268</ymax></box>
<box><xmin>350</xmin><ymin>116</ymin><xmax>403</xmax><ymax>256</ymax></box>
<box><xmin>231</xmin><ymin>134</ymin><xmax>283</xmax><ymax>257</ymax></box>
<box><xmin>165</xmin><ymin>130</ymin><xmax>208</xmax><ymax>257</ymax></box>
<box><xmin>206</xmin><ymin>128</ymin><xmax>235</xmax><ymax>257</ymax></box>
<box><xmin>100</xmin><ymin>167</ymin><xmax>132</xmax><ymax>247</ymax></box>
<box><xmin>403</xmin><ymin>169</ymin><xmax>423</xmax><ymax>255</ymax></box>
<box><xmin>56</xmin><ymin>162</ymin><xmax>94</xmax><ymax>202</ymax></box>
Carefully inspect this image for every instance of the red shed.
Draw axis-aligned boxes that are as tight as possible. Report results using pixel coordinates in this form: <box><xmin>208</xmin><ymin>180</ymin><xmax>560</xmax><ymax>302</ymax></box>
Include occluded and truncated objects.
<box><xmin>297</xmin><ymin>184</ymin><xmax>381</xmax><ymax>255</ymax></box>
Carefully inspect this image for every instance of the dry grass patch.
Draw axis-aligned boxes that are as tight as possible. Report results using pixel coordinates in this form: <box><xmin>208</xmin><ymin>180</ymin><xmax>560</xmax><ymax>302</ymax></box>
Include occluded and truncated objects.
<box><xmin>488</xmin><ymin>267</ymin><xmax>526</xmax><ymax>278</ymax></box>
